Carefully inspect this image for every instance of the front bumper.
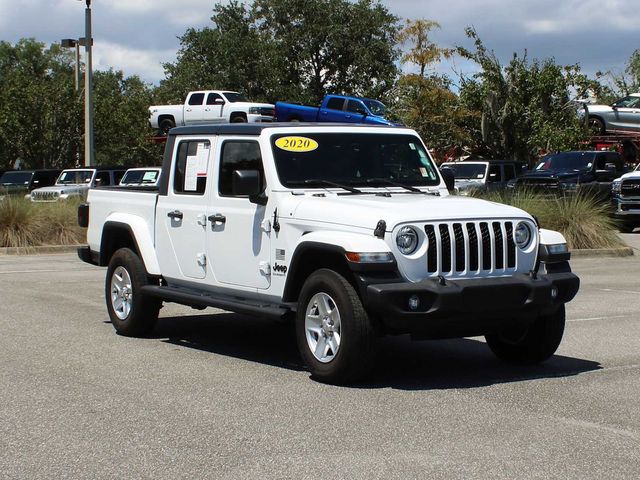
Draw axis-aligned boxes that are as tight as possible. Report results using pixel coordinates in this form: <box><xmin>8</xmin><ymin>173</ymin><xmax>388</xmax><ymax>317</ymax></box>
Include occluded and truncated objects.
<box><xmin>247</xmin><ymin>114</ymin><xmax>275</xmax><ymax>123</ymax></box>
<box><xmin>364</xmin><ymin>272</ymin><xmax>579</xmax><ymax>337</ymax></box>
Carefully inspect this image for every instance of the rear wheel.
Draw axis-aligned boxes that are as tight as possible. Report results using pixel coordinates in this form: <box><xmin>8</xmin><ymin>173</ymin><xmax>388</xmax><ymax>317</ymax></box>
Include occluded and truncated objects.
<box><xmin>159</xmin><ymin>118</ymin><xmax>175</xmax><ymax>135</ymax></box>
<box><xmin>588</xmin><ymin>117</ymin><xmax>605</xmax><ymax>135</ymax></box>
<box><xmin>485</xmin><ymin>305</ymin><xmax>565</xmax><ymax>364</ymax></box>
<box><xmin>105</xmin><ymin>248</ymin><xmax>161</xmax><ymax>337</ymax></box>
<box><xmin>296</xmin><ymin>269</ymin><xmax>377</xmax><ymax>384</ymax></box>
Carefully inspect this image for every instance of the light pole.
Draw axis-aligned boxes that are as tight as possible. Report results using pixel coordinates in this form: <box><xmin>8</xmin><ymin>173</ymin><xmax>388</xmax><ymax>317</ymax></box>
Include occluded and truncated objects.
<box><xmin>79</xmin><ymin>0</ymin><xmax>94</xmax><ymax>167</ymax></box>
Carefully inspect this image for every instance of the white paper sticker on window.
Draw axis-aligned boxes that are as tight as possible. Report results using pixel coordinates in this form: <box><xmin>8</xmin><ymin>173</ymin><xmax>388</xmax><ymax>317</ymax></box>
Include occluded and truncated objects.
<box><xmin>184</xmin><ymin>155</ymin><xmax>198</xmax><ymax>191</ymax></box>
<box><xmin>143</xmin><ymin>171</ymin><xmax>157</xmax><ymax>181</ymax></box>
<box><xmin>196</xmin><ymin>142</ymin><xmax>210</xmax><ymax>175</ymax></box>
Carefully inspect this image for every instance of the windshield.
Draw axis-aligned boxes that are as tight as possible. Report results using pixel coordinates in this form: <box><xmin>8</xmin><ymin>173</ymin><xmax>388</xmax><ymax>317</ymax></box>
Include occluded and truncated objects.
<box><xmin>0</xmin><ymin>171</ymin><xmax>34</xmax><ymax>186</ymax></box>
<box><xmin>271</xmin><ymin>133</ymin><xmax>440</xmax><ymax>189</ymax></box>
<box><xmin>222</xmin><ymin>92</ymin><xmax>248</xmax><ymax>103</ymax></box>
<box><xmin>121</xmin><ymin>169</ymin><xmax>159</xmax><ymax>185</ymax></box>
<box><xmin>535</xmin><ymin>152</ymin><xmax>594</xmax><ymax>173</ymax></box>
<box><xmin>57</xmin><ymin>170</ymin><xmax>93</xmax><ymax>185</ymax></box>
<box><xmin>441</xmin><ymin>163</ymin><xmax>487</xmax><ymax>180</ymax></box>
<box><xmin>363</xmin><ymin>99</ymin><xmax>386</xmax><ymax>116</ymax></box>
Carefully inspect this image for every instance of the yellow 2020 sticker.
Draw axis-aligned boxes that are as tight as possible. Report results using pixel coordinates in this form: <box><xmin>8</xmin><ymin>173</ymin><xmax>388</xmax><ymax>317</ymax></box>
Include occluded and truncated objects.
<box><xmin>275</xmin><ymin>136</ymin><xmax>318</xmax><ymax>152</ymax></box>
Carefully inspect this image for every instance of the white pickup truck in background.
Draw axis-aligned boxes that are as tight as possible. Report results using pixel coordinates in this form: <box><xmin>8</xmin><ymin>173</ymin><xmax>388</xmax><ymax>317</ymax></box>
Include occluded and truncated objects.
<box><xmin>149</xmin><ymin>90</ymin><xmax>275</xmax><ymax>134</ymax></box>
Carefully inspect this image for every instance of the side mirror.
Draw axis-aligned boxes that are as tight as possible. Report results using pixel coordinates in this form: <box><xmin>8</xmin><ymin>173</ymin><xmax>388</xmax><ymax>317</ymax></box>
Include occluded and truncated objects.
<box><xmin>232</xmin><ymin>169</ymin><xmax>266</xmax><ymax>204</ymax></box>
<box><xmin>214</xmin><ymin>98</ymin><xmax>225</xmax><ymax>105</ymax></box>
<box><xmin>440</xmin><ymin>168</ymin><xmax>455</xmax><ymax>192</ymax></box>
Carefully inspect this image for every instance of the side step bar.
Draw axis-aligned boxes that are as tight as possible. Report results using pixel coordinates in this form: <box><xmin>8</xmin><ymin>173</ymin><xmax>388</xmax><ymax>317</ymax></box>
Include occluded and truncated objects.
<box><xmin>140</xmin><ymin>285</ymin><xmax>291</xmax><ymax>321</ymax></box>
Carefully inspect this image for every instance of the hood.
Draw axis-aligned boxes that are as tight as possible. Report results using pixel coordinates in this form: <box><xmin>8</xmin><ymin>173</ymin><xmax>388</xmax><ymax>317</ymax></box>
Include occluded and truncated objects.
<box><xmin>518</xmin><ymin>170</ymin><xmax>587</xmax><ymax>183</ymax></box>
<box><xmin>280</xmin><ymin>192</ymin><xmax>531</xmax><ymax>231</ymax></box>
<box><xmin>586</xmin><ymin>104</ymin><xmax>614</xmax><ymax>114</ymax></box>
<box><xmin>616</xmin><ymin>170</ymin><xmax>640</xmax><ymax>182</ymax></box>
<box><xmin>32</xmin><ymin>184</ymin><xmax>88</xmax><ymax>193</ymax></box>
<box><xmin>235</xmin><ymin>102</ymin><xmax>274</xmax><ymax>109</ymax></box>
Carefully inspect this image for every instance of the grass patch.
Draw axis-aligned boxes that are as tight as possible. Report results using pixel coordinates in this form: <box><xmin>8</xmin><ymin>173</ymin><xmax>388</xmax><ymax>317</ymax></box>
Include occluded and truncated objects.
<box><xmin>470</xmin><ymin>189</ymin><xmax>624</xmax><ymax>250</ymax></box>
<box><xmin>0</xmin><ymin>196</ymin><xmax>86</xmax><ymax>248</ymax></box>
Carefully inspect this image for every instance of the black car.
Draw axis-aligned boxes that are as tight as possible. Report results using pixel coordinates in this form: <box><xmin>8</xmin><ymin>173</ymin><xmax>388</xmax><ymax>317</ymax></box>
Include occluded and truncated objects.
<box><xmin>514</xmin><ymin>151</ymin><xmax>625</xmax><ymax>197</ymax></box>
<box><xmin>0</xmin><ymin>169</ymin><xmax>61</xmax><ymax>196</ymax></box>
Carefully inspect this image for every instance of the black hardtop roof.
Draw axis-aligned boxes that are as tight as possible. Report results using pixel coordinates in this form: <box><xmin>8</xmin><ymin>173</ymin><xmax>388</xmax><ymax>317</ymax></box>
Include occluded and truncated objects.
<box><xmin>169</xmin><ymin>122</ymin><xmax>400</xmax><ymax>137</ymax></box>
<box><xmin>1</xmin><ymin>169</ymin><xmax>61</xmax><ymax>174</ymax></box>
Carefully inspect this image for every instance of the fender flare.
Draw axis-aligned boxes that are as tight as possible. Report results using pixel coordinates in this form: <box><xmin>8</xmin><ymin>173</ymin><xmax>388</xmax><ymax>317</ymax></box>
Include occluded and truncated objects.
<box><xmin>101</xmin><ymin>213</ymin><xmax>161</xmax><ymax>275</ymax></box>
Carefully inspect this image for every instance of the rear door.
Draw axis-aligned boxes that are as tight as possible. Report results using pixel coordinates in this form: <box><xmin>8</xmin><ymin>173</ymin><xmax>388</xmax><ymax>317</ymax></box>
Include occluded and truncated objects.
<box><xmin>156</xmin><ymin>138</ymin><xmax>213</xmax><ymax>281</ymax></box>
<box><xmin>184</xmin><ymin>92</ymin><xmax>205</xmax><ymax>124</ymax></box>
<box><xmin>319</xmin><ymin>97</ymin><xmax>347</xmax><ymax>122</ymax></box>
<box><xmin>206</xmin><ymin>138</ymin><xmax>271</xmax><ymax>290</ymax></box>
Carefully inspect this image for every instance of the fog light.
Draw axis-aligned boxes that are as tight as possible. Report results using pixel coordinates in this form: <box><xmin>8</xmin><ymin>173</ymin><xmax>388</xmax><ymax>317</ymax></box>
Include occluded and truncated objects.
<box><xmin>408</xmin><ymin>295</ymin><xmax>420</xmax><ymax>311</ymax></box>
<box><xmin>551</xmin><ymin>286</ymin><xmax>558</xmax><ymax>299</ymax></box>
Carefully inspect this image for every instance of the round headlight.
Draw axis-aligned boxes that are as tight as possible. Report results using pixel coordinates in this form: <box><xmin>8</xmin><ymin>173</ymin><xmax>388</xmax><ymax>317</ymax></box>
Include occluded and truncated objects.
<box><xmin>396</xmin><ymin>226</ymin><xmax>419</xmax><ymax>255</ymax></box>
<box><xmin>514</xmin><ymin>222</ymin><xmax>532</xmax><ymax>248</ymax></box>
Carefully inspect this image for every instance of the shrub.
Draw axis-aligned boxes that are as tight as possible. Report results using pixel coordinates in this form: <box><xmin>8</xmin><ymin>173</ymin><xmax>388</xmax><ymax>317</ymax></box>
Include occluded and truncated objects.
<box><xmin>0</xmin><ymin>196</ymin><xmax>85</xmax><ymax>248</ymax></box>
<box><xmin>470</xmin><ymin>189</ymin><xmax>623</xmax><ymax>250</ymax></box>
<box><xmin>0</xmin><ymin>195</ymin><xmax>39</xmax><ymax>248</ymax></box>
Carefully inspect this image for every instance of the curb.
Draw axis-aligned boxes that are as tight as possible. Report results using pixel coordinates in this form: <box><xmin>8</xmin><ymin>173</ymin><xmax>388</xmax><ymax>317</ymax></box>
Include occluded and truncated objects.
<box><xmin>571</xmin><ymin>247</ymin><xmax>634</xmax><ymax>258</ymax></box>
<box><xmin>0</xmin><ymin>245</ymin><xmax>83</xmax><ymax>256</ymax></box>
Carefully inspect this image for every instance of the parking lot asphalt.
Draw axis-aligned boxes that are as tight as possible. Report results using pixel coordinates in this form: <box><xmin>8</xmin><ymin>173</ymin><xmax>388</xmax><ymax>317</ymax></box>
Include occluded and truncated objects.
<box><xmin>1</xmin><ymin>242</ymin><xmax>639</xmax><ymax>479</ymax></box>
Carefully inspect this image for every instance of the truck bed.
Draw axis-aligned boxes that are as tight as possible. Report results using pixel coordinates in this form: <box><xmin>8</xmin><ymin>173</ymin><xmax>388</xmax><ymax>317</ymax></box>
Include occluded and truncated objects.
<box><xmin>86</xmin><ymin>188</ymin><xmax>159</xmax><ymax>256</ymax></box>
<box><xmin>274</xmin><ymin>101</ymin><xmax>320</xmax><ymax>122</ymax></box>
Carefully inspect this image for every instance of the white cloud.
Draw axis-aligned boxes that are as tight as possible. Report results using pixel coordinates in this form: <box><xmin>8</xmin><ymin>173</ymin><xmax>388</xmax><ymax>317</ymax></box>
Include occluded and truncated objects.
<box><xmin>92</xmin><ymin>41</ymin><xmax>175</xmax><ymax>83</ymax></box>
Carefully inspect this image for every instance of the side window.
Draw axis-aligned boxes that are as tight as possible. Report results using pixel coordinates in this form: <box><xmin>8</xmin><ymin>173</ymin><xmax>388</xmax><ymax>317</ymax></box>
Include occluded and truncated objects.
<box><xmin>326</xmin><ymin>97</ymin><xmax>344</xmax><ymax>111</ymax></box>
<box><xmin>219</xmin><ymin>141</ymin><xmax>264</xmax><ymax>197</ymax></box>
<box><xmin>595</xmin><ymin>154</ymin><xmax>607</xmax><ymax>170</ymax></box>
<box><xmin>95</xmin><ymin>171</ymin><xmax>111</xmax><ymax>186</ymax></box>
<box><xmin>188</xmin><ymin>93</ymin><xmax>205</xmax><ymax>106</ymax></box>
<box><xmin>173</xmin><ymin>140</ymin><xmax>210</xmax><ymax>195</ymax></box>
<box><xmin>347</xmin><ymin>100</ymin><xmax>367</xmax><ymax>114</ymax></box>
<box><xmin>488</xmin><ymin>165</ymin><xmax>502</xmax><ymax>182</ymax></box>
<box><xmin>207</xmin><ymin>93</ymin><xmax>224</xmax><ymax>105</ymax></box>
<box><xmin>504</xmin><ymin>164</ymin><xmax>516</xmax><ymax>181</ymax></box>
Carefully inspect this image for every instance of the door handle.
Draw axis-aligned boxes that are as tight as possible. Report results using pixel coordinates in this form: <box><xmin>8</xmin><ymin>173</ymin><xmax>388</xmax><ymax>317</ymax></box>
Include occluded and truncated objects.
<box><xmin>167</xmin><ymin>210</ymin><xmax>183</xmax><ymax>220</ymax></box>
<box><xmin>186</xmin><ymin>108</ymin><xmax>192</xmax><ymax>112</ymax></box>
<box><xmin>208</xmin><ymin>213</ymin><xmax>226</xmax><ymax>224</ymax></box>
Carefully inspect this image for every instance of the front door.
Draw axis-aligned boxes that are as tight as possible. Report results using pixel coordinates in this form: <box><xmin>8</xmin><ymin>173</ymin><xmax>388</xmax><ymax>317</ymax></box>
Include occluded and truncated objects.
<box><xmin>203</xmin><ymin>93</ymin><xmax>225</xmax><ymax>123</ymax></box>
<box><xmin>206</xmin><ymin>138</ymin><xmax>271</xmax><ymax>290</ymax></box>
<box><xmin>156</xmin><ymin>138</ymin><xmax>213</xmax><ymax>280</ymax></box>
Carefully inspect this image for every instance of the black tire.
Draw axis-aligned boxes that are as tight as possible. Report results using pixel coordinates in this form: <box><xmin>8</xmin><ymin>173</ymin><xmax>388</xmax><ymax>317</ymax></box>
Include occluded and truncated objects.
<box><xmin>159</xmin><ymin>118</ymin><xmax>175</xmax><ymax>135</ymax></box>
<box><xmin>105</xmin><ymin>248</ymin><xmax>161</xmax><ymax>337</ymax></box>
<box><xmin>289</xmin><ymin>117</ymin><xmax>301</xmax><ymax>123</ymax></box>
<box><xmin>231</xmin><ymin>114</ymin><xmax>247</xmax><ymax>123</ymax></box>
<box><xmin>485</xmin><ymin>305</ymin><xmax>565</xmax><ymax>364</ymax></box>
<box><xmin>295</xmin><ymin>269</ymin><xmax>377</xmax><ymax>384</ymax></box>
<box><xmin>619</xmin><ymin>223</ymin><xmax>636</xmax><ymax>233</ymax></box>
<box><xmin>588</xmin><ymin>117</ymin><xmax>605</xmax><ymax>135</ymax></box>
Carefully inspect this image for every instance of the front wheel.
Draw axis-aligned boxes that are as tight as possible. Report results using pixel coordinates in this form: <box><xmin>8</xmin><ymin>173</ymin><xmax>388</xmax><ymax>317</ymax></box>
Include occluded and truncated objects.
<box><xmin>619</xmin><ymin>223</ymin><xmax>636</xmax><ymax>233</ymax></box>
<box><xmin>485</xmin><ymin>305</ymin><xmax>565</xmax><ymax>364</ymax></box>
<box><xmin>296</xmin><ymin>269</ymin><xmax>377</xmax><ymax>384</ymax></box>
<box><xmin>105</xmin><ymin>248</ymin><xmax>161</xmax><ymax>337</ymax></box>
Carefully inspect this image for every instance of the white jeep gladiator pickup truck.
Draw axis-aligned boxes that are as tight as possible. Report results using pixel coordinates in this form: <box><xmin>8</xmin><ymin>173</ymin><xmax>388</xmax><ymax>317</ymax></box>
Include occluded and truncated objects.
<box><xmin>78</xmin><ymin>124</ymin><xmax>580</xmax><ymax>384</ymax></box>
<box><xmin>149</xmin><ymin>90</ymin><xmax>275</xmax><ymax>134</ymax></box>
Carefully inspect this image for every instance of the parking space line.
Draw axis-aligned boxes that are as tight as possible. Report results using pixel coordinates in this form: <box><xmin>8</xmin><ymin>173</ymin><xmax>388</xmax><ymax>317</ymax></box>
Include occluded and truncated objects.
<box><xmin>596</xmin><ymin>287</ymin><xmax>640</xmax><ymax>295</ymax></box>
<box><xmin>568</xmin><ymin>314</ymin><xmax>632</xmax><ymax>323</ymax></box>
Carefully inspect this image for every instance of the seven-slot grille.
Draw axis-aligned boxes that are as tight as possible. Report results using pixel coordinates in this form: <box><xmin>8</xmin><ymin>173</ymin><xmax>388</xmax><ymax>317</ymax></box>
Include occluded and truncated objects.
<box><xmin>31</xmin><ymin>191</ymin><xmax>60</xmax><ymax>202</ymax></box>
<box><xmin>424</xmin><ymin>221</ymin><xmax>517</xmax><ymax>275</ymax></box>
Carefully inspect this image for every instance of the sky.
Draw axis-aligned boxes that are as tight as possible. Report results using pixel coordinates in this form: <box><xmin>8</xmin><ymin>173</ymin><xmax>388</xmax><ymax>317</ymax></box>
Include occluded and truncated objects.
<box><xmin>1</xmin><ymin>0</ymin><xmax>638</xmax><ymax>88</ymax></box>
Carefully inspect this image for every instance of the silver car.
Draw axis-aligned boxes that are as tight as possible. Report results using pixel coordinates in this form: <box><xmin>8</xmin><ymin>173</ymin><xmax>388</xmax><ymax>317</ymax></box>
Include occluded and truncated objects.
<box><xmin>586</xmin><ymin>93</ymin><xmax>640</xmax><ymax>134</ymax></box>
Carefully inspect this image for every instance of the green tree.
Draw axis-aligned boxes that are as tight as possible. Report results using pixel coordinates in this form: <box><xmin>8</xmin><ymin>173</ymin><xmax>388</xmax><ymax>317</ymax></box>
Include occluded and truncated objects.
<box><xmin>391</xmin><ymin>20</ymin><xmax>473</xmax><ymax>159</ymax></box>
<box><xmin>0</xmin><ymin>39</ymin><xmax>82</xmax><ymax>170</ymax></box>
<box><xmin>458</xmin><ymin>28</ymin><xmax>599</xmax><ymax>164</ymax></box>
<box><xmin>159</xmin><ymin>0</ymin><xmax>400</xmax><ymax>105</ymax></box>
<box><xmin>94</xmin><ymin>70</ymin><xmax>162</xmax><ymax>167</ymax></box>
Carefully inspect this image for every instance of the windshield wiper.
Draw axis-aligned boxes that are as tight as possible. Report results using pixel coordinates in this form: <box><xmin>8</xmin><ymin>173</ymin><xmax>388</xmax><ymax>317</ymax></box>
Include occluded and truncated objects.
<box><xmin>290</xmin><ymin>179</ymin><xmax>363</xmax><ymax>194</ymax></box>
<box><xmin>365</xmin><ymin>178</ymin><xmax>428</xmax><ymax>194</ymax></box>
